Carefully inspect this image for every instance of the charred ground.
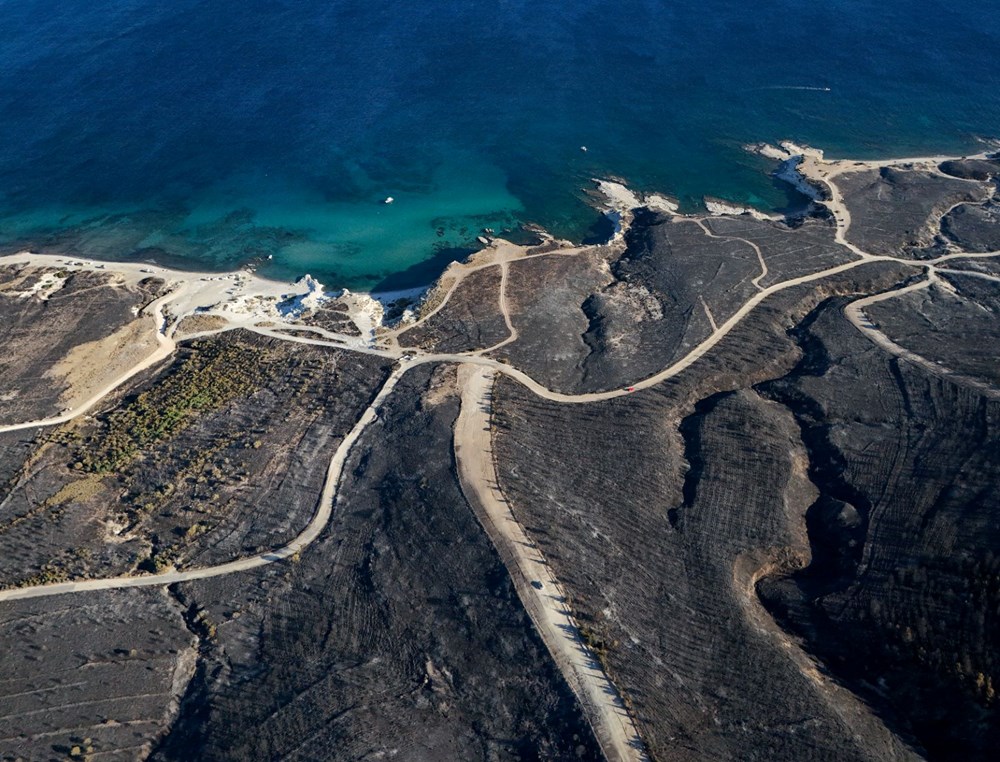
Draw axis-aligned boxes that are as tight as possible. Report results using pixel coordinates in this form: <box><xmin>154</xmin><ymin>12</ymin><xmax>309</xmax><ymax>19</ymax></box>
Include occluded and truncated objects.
<box><xmin>0</xmin><ymin>149</ymin><xmax>999</xmax><ymax>761</ymax></box>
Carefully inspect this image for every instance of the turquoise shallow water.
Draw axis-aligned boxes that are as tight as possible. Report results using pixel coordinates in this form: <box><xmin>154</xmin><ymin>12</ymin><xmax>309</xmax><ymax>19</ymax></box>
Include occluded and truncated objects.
<box><xmin>0</xmin><ymin>0</ymin><xmax>997</xmax><ymax>289</ymax></box>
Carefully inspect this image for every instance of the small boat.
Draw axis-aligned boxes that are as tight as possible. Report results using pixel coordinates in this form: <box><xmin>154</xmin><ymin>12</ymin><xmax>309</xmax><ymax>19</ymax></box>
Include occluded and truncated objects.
<box><xmin>580</xmin><ymin>145</ymin><xmax>588</xmax><ymax>152</ymax></box>
<box><xmin>383</xmin><ymin>196</ymin><xmax>394</xmax><ymax>204</ymax></box>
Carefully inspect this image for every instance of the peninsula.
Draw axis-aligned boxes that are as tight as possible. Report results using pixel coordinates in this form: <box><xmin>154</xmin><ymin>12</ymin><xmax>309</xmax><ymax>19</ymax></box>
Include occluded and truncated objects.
<box><xmin>1</xmin><ymin>144</ymin><xmax>999</xmax><ymax>761</ymax></box>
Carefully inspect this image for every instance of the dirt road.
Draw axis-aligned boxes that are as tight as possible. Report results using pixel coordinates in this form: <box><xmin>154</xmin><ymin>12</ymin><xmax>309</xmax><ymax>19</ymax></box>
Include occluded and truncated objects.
<box><xmin>0</xmin><ymin>362</ymin><xmax>408</xmax><ymax>602</ymax></box>
<box><xmin>844</xmin><ymin>272</ymin><xmax>1000</xmax><ymax>399</ymax></box>
<box><xmin>454</xmin><ymin>365</ymin><xmax>647</xmax><ymax>762</ymax></box>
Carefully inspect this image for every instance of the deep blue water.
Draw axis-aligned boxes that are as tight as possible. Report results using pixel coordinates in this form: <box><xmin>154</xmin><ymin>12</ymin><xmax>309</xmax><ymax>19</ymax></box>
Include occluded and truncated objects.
<box><xmin>1</xmin><ymin>1</ymin><xmax>997</xmax><ymax>289</ymax></box>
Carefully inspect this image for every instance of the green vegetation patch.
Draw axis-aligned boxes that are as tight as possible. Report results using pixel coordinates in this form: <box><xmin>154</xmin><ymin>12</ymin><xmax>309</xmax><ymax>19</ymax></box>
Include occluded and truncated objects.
<box><xmin>77</xmin><ymin>340</ymin><xmax>276</xmax><ymax>473</ymax></box>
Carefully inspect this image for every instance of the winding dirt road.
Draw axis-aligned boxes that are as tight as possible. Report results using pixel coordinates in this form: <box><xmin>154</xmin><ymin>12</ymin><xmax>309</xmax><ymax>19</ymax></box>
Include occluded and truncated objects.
<box><xmin>845</xmin><ymin>271</ymin><xmax>1000</xmax><ymax>399</ymax></box>
<box><xmin>0</xmin><ymin>362</ymin><xmax>408</xmax><ymax>602</ymax></box>
<box><xmin>0</xmin><ymin>291</ymin><xmax>177</xmax><ymax>434</ymax></box>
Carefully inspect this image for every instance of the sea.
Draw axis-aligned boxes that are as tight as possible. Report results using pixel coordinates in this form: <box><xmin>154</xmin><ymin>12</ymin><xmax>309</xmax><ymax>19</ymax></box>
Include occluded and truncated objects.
<box><xmin>1</xmin><ymin>0</ymin><xmax>998</xmax><ymax>291</ymax></box>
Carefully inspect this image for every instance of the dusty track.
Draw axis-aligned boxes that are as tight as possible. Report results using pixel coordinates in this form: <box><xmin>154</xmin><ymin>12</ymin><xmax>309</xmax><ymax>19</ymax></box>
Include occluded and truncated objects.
<box><xmin>845</xmin><ymin>270</ymin><xmax>1000</xmax><ymax>399</ymax></box>
<box><xmin>454</xmin><ymin>365</ymin><xmax>647</xmax><ymax>762</ymax></box>
<box><xmin>0</xmin><ymin>291</ymin><xmax>177</xmax><ymax>433</ymax></box>
<box><xmin>0</xmin><ymin>362</ymin><xmax>408</xmax><ymax>602</ymax></box>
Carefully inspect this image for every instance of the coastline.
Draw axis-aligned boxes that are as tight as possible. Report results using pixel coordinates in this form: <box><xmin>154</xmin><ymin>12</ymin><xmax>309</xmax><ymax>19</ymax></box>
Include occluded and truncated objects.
<box><xmin>2</xmin><ymin>142</ymin><xmax>996</xmax><ymax>348</ymax></box>
<box><xmin>0</xmin><ymin>251</ymin><xmax>409</xmax><ymax>348</ymax></box>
